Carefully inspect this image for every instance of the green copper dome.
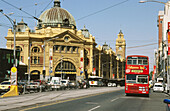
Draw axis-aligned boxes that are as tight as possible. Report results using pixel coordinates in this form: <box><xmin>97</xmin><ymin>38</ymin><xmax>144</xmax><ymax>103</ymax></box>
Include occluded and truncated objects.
<box><xmin>38</xmin><ymin>0</ymin><xmax>76</xmax><ymax>29</ymax></box>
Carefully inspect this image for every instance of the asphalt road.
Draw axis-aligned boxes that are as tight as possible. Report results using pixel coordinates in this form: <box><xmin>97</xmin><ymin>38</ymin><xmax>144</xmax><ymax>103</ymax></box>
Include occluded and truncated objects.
<box><xmin>13</xmin><ymin>89</ymin><xmax>168</xmax><ymax>111</ymax></box>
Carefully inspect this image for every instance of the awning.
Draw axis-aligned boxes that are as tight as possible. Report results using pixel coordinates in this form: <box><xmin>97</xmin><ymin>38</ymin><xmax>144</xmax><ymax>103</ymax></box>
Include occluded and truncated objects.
<box><xmin>55</xmin><ymin>72</ymin><xmax>77</xmax><ymax>74</ymax></box>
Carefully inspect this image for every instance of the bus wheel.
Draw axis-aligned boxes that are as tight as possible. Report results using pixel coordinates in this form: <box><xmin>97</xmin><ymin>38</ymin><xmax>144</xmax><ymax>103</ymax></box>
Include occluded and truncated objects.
<box><xmin>125</xmin><ymin>93</ymin><xmax>129</xmax><ymax>96</ymax></box>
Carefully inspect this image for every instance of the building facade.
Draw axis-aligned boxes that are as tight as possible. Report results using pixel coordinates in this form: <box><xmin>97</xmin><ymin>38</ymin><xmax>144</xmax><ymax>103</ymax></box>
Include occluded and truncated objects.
<box><xmin>5</xmin><ymin>0</ymin><xmax>126</xmax><ymax>81</ymax></box>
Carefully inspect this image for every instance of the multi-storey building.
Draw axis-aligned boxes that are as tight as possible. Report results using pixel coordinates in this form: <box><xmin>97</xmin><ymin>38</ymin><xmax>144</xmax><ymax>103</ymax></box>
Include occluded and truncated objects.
<box><xmin>4</xmin><ymin>0</ymin><xmax>126</xmax><ymax>81</ymax></box>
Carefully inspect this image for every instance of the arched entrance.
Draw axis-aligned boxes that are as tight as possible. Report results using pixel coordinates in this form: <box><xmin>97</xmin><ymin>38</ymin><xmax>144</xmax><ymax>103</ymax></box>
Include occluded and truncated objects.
<box><xmin>30</xmin><ymin>70</ymin><xmax>40</xmax><ymax>80</ymax></box>
<box><xmin>55</xmin><ymin>61</ymin><xmax>76</xmax><ymax>81</ymax></box>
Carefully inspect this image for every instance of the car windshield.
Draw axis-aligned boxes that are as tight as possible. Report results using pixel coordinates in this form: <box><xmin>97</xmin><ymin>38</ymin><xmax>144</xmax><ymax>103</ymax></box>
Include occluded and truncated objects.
<box><xmin>61</xmin><ymin>81</ymin><xmax>66</xmax><ymax>83</ymax></box>
<box><xmin>1</xmin><ymin>82</ymin><xmax>10</xmax><ymax>85</ymax></box>
<box><xmin>126</xmin><ymin>74</ymin><xmax>148</xmax><ymax>84</ymax></box>
<box><xmin>29</xmin><ymin>82</ymin><xmax>39</xmax><ymax>85</ymax></box>
<box><xmin>155</xmin><ymin>85</ymin><xmax>163</xmax><ymax>87</ymax></box>
<box><xmin>137</xmin><ymin>75</ymin><xmax>148</xmax><ymax>84</ymax></box>
<box><xmin>126</xmin><ymin>75</ymin><xmax>136</xmax><ymax>83</ymax></box>
<box><xmin>53</xmin><ymin>80</ymin><xmax>60</xmax><ymax>84</ymax></box>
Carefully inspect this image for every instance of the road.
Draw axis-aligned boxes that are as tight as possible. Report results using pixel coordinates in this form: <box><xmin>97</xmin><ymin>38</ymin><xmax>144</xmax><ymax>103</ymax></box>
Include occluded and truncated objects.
<box><xmin>8</xmin><ymin>88</ymin><xmax>168</xmax><ymax>111</ymax></box>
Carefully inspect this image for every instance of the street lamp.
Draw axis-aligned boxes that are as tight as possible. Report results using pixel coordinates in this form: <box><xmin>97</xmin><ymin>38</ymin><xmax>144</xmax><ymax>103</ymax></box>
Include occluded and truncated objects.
<box><xmin>0</xmin><ymin>9</ymin><xmax>16</xmax><ymax>67</ymax></box>
<box><xmin>42</xmin><ymin>37</ymin><xmax>59</xmax><ymax>81</ymax></box>
<box><xmin>139</xmin><ymin>0</ymin><xmax>166</xmax><ymax>4</ymax></box>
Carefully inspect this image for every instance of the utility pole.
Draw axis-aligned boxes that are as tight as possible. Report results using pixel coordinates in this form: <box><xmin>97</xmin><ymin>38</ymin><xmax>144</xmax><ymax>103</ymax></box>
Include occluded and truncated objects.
<box><xmin>61</xmin><ymin>55</ymin><xmax>63</xmax><ymax>79</ymax></box>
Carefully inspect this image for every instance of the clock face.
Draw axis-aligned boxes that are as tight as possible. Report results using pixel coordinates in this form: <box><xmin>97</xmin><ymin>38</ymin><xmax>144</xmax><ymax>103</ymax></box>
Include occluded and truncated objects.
<box><xmin>64</xmin><ymin>36</ymin><xmax>69</xmax><ymax>42</ymax></box>
<box><xmin>119</xmin><ymin>47</ymin><xmax>122</xmax><ymax>50</ymax></box>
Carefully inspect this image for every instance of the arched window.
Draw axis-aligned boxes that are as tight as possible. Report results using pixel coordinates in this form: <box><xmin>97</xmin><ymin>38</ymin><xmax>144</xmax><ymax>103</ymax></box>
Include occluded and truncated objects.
<box><xmin>32</xmin><ymin>47</ymin><xmax>40</xmax><ymax>53</ymax></box>
<box><xmin>16</xmin><ymin>46</ymin><xmax>22</xmax><ymax>51</ymax></box>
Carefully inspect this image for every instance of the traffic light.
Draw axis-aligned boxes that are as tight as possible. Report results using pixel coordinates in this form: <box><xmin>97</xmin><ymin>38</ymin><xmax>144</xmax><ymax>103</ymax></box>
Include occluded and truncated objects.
<box><xmin>43</xmin><ymin>70</ymin><xmax>46</xmax><ymax>78</ymax></box>
<box><xmin>85</xmin><ymin>69</ymin><xmax>88</xmax><ymax>79</ymax></box>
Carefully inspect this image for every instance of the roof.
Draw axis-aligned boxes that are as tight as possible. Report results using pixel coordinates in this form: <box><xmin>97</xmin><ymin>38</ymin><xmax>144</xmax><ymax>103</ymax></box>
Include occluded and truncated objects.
<box><xmin>38</xmin><ymin>0</ymin><xmax>76</xmax><ymax>28</ymax></box>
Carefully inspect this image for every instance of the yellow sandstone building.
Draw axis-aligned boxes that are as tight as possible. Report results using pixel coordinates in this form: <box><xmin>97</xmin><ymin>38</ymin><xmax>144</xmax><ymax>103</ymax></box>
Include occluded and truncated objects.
<box><xmin>5</xmin><ymin>0</ymin><xmax>126</xmax><ymax>81</ymax></box>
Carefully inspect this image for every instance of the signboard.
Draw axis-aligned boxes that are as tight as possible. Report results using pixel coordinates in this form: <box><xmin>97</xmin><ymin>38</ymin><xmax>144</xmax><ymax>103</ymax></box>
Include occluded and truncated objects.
<box><xmin>11</xmin><ymin>67</ymin><xmax>17</xmax><ymax>85</ymax></box>
<box><xmin>168</xmin><ymin>32</ymin><xmax>170</xmax><ymax>55</ymax></box>
<box><xmin>152</xmin><ymin>65</ymin><xmax>156</xmax><ymax>81</ymax></box>
<box><xmin>126</xmin><ymin>65</ymin><xmax>149</xmax><ymax>74</ymax></box>
<box><xmin>112</xmin><ymin>74</ymin><xmax>115</xmax><ymax>79</ymax></box>
<box><xmin>92</xmin><ymin>68</ymin><xmax>96</xmax><ymax>75</ymax></box>
<box><xmin>80</xmin><ymin>50</ymin><xmax>84</xmax><ymax>74</ymax></box>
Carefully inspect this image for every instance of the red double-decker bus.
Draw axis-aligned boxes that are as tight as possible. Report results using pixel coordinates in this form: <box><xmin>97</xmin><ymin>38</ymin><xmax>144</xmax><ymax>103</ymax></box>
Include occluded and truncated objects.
<box><xmin>125</xmin><ymin>55</ymin><xmax>149</xmax><ymax>96</ymax></box>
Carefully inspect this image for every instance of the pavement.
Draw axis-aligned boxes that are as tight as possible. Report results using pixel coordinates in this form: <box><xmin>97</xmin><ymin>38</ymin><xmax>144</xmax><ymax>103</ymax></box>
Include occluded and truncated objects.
<box><xmin>0</xmin><ymin>87</ymin><xmax>124</xmax><ymax>111</ymax></box>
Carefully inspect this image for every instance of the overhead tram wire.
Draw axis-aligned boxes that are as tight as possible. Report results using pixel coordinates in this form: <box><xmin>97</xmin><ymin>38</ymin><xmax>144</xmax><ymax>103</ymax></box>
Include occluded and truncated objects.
<box><xmin>127</xmin><ymin>43</ymin><xmax>157</xmax><ymax>49</ymax></box>
<box><xmin>1</xmin><ymin>0</ymin><xmax>41</xmax><ymax>22</ymax></box>
<box><xmin>37</xmin><ymin>0</ymin><xmax>53</xmax><ymax>17</ymax></box>
<box><xmin>76</xmin><ymin>0</ymin><xmax>129</xmax><ymax>21</ymax></box>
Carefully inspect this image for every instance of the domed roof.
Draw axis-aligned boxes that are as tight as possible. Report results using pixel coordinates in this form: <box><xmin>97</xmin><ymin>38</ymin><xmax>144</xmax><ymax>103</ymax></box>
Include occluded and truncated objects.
<box><xmin>38</xmin><ymin>0</ymin><xmax>76</xmax><ymax>29</ymax></box>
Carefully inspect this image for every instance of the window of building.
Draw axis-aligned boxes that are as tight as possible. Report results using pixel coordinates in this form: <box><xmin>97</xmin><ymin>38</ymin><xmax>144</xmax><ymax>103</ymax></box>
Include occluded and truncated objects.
<box><xmin>32</xmin><ymin>47</ymin><xmax>40</xmax><ymax>53</ymax></box>
<box><xmin>73</xmin><ymin>47</ymin><xmax>76</xmax><ymax>52</ymax></box>
<box><xmin>31</xmin><ymin>56</ymin><xmax>40</xmax><ymax>64</ymax></box>
<box><xmin>54</xmin><ymin>45</ymin><xmax>59</xmax><ymax>51</ymax></box>
<box><xmin>21</xmin><ymin>56</ymin><xmax>23</xmax><ymax>62</ymax></box>
<box><xmin>61</xmin><ymin>46</ymin><xmax>65</xmax><ymax>51</ymax></box>
<box><xmin>16</xmin><ymin>46</ymin><xmax>22</xmax><ymax>51</ymax></box>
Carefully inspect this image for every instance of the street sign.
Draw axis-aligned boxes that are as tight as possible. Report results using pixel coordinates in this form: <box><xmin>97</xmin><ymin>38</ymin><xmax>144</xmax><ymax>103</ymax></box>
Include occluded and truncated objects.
<box><xmin>49</xmin><ymin>70</ymin><xmax>52</xmax><ymax>73</ymax></box>
<box><xmin>11</xmin><ymin>67</ymin><xmax>17</xmax><ymax>85</ymax></box>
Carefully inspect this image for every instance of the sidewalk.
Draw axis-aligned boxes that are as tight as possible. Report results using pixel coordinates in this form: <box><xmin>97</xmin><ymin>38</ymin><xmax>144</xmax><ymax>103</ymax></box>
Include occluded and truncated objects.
<box><xmin>0</xmin><ymin>87</ymin><xmax>124</xmax><ymax>110</ymax></box>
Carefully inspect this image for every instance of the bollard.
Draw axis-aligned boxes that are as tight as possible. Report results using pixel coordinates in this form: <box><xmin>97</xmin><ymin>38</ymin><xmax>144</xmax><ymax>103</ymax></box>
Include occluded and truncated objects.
<box><xmin>40</xmin><ymin>86</ymin><xmax>42</xmax><ymax>92</ymax></box>
<box><xmin>23</xmin><ymin>85</ymin><xmax>26</xmax><ymax>94</ymax></box>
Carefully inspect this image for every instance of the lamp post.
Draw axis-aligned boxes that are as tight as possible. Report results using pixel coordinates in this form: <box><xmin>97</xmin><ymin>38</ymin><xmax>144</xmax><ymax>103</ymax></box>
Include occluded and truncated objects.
<box><xmin>0</xmin><ymin>9</ymin><xmax>16</xmax><ymax>67</ymax></box>
<box><xmin>42</xmin><ymin>37</ymin><xmax>59</xmax><ymax>81</ymax></box>
<box><xmin>61</xmin><ymin>55</ymin><xmax>63</xmax><ymax>79</ymax></box>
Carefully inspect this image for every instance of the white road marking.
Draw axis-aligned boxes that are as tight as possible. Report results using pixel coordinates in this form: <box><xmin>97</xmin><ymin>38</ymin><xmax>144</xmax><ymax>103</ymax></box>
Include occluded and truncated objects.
<box><xmin>88</xmin><ymin>105</ymin><xmax>101</xmax><ymax>111</ymax></box>
<box><xmin>86</xmin><ymin>102</ymin><xmax>99</xmax><ymax>105</ymax></box>
<box><xmin>121</xmin><ymin>96</ymin><xmax>150</xmax><ymax>100</ymax></box>
<box><xmin>111</xmin><ymin>97</ymin><xmax>119</xmax><ymax>102</ymax></box>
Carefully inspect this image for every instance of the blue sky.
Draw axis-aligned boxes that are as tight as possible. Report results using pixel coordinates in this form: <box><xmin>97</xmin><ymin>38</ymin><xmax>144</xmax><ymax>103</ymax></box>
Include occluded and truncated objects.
<box><xmin>0</xmin><ymin>0</ymin><xmax>168</xmax><ymax>70</ymax></box>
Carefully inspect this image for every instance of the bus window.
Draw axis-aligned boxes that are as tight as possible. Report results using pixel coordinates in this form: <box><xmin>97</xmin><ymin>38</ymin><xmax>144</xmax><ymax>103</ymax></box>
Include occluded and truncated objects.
<box><xmin>127</xmin><ymin>60</ymin><xmax>132</xmax><ymax>64</ymax></box>
<box><xmin>138</xmin><ymin>60</ymin><xmax>142</xmax><ymax>65</ymax></box>
<box><xmin>133</xmin><ymin>60</ymin><xmax>137</xmax><ymax>65</ymax></box>
<box><xmin>137</xmin><ymin>75</ymin><xmax>148</xmax><ymax>84</ymax></box>
<box><xmin>143</xmin><ymin>59</ymin><xmax>148</xmax><ymax>65</ymax></box>
<box><xmin>126</xmin><ymin>75</ymin><xmax>136</xmax><ymax>83</ymax></box>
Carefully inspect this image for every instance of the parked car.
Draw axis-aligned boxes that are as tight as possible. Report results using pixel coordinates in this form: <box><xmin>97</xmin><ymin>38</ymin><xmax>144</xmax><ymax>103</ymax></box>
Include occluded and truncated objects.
<box><xmin>61</xmin><ymin>79</ymin><xmax>70</xmax><ymax>89</ymax></box>
<box><xmin>0</xmin><ymin>81</ymin><xmax>23</xmax><ymax>95</ymax></box>
<box><xmin>98</xmin><ymin>81</ymin><xmax>104</xmax><ymax>87</ymax></box>
<box><xmin>26</xmin><ymin>82</ymin><xmax>43</xmax><ymax>93</ymax></box>
<box><xmin>153</xmin><ymin>83</ymin><xmax>164</xmax><ymax>92</ymax></box>
<box><xmin>50</xmin><ymin>77</ymin><xmax>63</xmax><ymax>91</ymax></box>
<box><xmin>107</xmin><ymin>83</ymin><xmax>116</xmax><ymax>87</ymax></box>
<box><xmin>34</xmin><ymin>80</ymin><xmax>49</xmax><ymax>91</ymax></box>
<box><xmin>0</xmin><ymin>81</ymin><xmax>11</xmax><ymax>94</ymax></box>
<box><xmin>68</xmin><ymin>81</ymin><xmax>77</xmax><ymax>89</ymax></box>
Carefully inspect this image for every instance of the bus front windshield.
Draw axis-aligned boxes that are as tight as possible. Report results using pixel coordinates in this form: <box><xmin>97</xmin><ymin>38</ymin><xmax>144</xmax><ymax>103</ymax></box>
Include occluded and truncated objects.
<box><xmin>126</xmin><ymin>74</ymin><xmax>148</xmax><ymax>84</ymax></box>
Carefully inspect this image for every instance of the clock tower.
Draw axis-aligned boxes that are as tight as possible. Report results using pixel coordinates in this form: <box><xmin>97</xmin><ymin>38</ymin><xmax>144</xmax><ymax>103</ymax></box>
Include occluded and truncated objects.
<box><xmin>116</xmin><ymin>30</ymin><xmax>126</xmax><ymax>60</ymax></box>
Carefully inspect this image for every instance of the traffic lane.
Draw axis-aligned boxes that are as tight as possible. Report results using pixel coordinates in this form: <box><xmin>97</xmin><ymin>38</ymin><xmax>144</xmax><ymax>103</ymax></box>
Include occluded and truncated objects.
<box><xmin>20</xmin><ymin>89</ymin><xmax>168</xmax><ymax>111</ymax></box>
<box><xmin>20</xmin><ymin>89</ymin><xmax>125</xmax><ymax>111</ymax></box>
<box><xmin>98</xmin><ymin>91</ymin><xmax>167</xmax><ymax>111</ymax></box>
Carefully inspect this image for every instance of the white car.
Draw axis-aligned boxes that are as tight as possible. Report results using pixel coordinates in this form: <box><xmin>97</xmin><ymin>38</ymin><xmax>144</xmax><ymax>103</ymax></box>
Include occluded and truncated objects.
<box><xmin>153</xmin><ymin>83</ymin><xmax>164</xmax><ymax>92</ymax></box>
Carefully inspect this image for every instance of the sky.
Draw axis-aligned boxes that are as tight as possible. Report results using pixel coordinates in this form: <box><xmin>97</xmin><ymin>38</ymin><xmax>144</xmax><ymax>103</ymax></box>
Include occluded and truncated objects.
<box><xmin>0</xmin><ymin>0</ymin><xmax>168</xmax><ymax>71</ymax></box>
